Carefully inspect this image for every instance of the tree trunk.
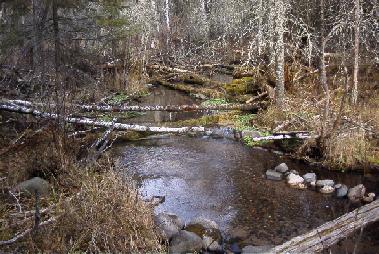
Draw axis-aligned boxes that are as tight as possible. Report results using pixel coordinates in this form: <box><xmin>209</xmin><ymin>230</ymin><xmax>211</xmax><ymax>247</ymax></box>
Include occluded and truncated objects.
<box><xmin>352</xmin><ymin>0</ymin><xmax>360</xmax><ymax>104</ymax></box>
<box><xmin>273</xmin><ymin>199</ymin><xmax>379</xmax><ymax>253</ymax></box>
<box><xmin>275</xmin><ymin>0</ymin><xmax>286</xmax><ymax>108</ymax></box>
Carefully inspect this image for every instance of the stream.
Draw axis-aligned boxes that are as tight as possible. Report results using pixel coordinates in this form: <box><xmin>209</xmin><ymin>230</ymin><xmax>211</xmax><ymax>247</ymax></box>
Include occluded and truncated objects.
<box><xmin>114</xmin><ymin>86</ymin><xmax>379</xmax><ymax>252</ymax></box>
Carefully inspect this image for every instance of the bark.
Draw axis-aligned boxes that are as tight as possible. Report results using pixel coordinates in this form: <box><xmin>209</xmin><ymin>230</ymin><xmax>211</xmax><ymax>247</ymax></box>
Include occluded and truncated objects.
<box><xmin>0</xmin><ymin>101</ymin><xmax>313</xmax><ymax>141</ymax></box>
<box><xmin>275</xmin><ymin>0</ymin><xmax>286</xmax><ymax>108</ymax></box>
<box><xmin>273</xmin><ymin>199</ymin><xmax>379</xmax><ymax>253</ymax></box>
<box><xmin>3</xmin><ymin>99</ymin><xmax>262</xmax><ymax>112</ymax></box>
<box><xmin>352</xmin><ymin>0</ymin><xmax>360</xmax><ymax>104</ymax></box>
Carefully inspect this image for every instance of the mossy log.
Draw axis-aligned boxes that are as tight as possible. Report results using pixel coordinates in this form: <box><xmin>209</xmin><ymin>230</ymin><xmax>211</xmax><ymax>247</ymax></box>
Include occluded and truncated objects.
<box><xmin>273</xmin><ymin>199</ymin><xmax>379</xmax><ymax>253</ymax></box>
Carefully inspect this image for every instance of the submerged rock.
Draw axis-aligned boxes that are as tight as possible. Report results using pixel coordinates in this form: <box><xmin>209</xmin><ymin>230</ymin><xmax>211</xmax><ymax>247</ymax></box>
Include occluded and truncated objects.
<box><xmin>363</xmin><ymin>193</ymin><xmax>376</xmax><ymax>203</ymax></box>
<box><xmin>320</xmin><ymin>185</ymin><xmax>335</xmax><ymax>194</ymax></box>
<box><xmin>335</xmin><ymin>184</ymin><xmax>348</xmax><ymax>198</ymax></box>
<box><xmin>274</xmin><ymin>163</ymin><xmax>289</xmax><ymax>173</ymax></box>
<box><xmin>302</xmin><ymin>173</ymin><xmax>316</xmax><ymax>183</ymax></box>
<box><xmin>348</xmin><ymin>184</ymin><xmax>366</xmax><ymax>203</ymax></box>
<box><xmin>169</xmin><ymin>230</ymin><xmax>204</xmax><ymax>253</ymax></box>
<box><xmin>185</xmin><ymin>217</ymin><xmax>222</xmax><ymax>251</ymax></box>
<box><xmin>266</xmin><ymin>170</ymin><xmax>283</xmax><ymax>181</ymax></box>
<box><xmin>287</xmin><ymin>173</ymin><xmax>304</xmax><ymax>187</ymax></box>
<box><xmin>242</xmin><ymin>245</ymin><xmax>274</xmax><ymax>253</ymax></box>
<box><xmin>316</xmin><ymin>179</ymin><xmax>335</xmax><ymax>187</ymax></box>
<box><xmin>154</xmin><ymin>212</ymin><xmax>184</xmax><ymax>240</ymax></box>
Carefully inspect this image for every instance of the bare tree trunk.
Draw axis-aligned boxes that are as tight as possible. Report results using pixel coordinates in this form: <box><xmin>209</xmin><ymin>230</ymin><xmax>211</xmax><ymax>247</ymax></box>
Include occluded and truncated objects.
<box><xmin>319</xmin><ymin>0</ymin><xmax>330</xmax><ymax>138</ymax></box>
<box><xmin>275</xmin><ymin>0</ymin><xmax>286</xmax><ymax>108</ymax></box>
<box><xmin>352</xmin><ymin>0</ymin><xmax>360</xmax><ymax>104</ymax></box>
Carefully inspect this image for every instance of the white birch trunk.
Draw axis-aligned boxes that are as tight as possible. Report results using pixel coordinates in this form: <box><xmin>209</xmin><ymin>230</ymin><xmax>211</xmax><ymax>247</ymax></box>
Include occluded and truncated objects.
<box><xmin>274</xmin><ymin>0</ymin><xmax>286</xmax><ymax>108</ymax></box>
<box><xmin>352</xmin><ymin>0</ymin><xmax>360</xmax><ymax>104</ymax></box>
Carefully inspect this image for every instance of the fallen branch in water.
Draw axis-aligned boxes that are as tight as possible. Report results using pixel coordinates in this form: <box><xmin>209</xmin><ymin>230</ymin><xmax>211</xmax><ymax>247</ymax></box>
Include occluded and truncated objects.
<box><xmin>273</xmin><ymin>199</ymin><xmax>379</xmax><ymax>253</ymax></box>
<box><xmin>3</xmin><ymin>99</ymin><xmax>261</xmax><ymax>112</ymax></box>
<box><xmin>0</xmin><ymin>102</ymin><xmax>315</xmax><ymax>140</ymax></box>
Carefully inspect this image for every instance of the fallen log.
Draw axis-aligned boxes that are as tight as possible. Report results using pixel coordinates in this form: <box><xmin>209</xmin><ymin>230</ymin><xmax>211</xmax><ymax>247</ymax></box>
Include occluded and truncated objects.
<box><xmin>4</xmin><ymin>99</ymin><xmax>261</xmax><ymax>112</ymax></box>
<box><xmin>272</xmin><ymin>199</ymin><xmax>379</xmax><ymax>253</ymax></box>
<box><xmin>0</xmin><ymin>102</ymin><xmax>314</xmax><ymax>141</ymax></box>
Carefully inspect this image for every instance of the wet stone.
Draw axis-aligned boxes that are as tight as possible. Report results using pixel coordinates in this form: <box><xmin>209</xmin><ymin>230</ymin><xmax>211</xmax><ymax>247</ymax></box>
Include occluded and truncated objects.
<box><xmin>335</xmin><ymin>184</ymin><xmax>348</xmax><ymax>198</ymax></box>
<box><xmin>169</xmin><ymin>230</ymin><xmax>204</xmax><ymax>254</ymax></box>
<box><xmin>348</xmin><ymin>184</ymin><xmax>366</xmax><ymax>203</ymax></box>
<box><xmin>274</xmin><ymin>163</ymin><xmax>289</xmax><ymax>173</ymax></box>
<box><xmin>302</xmin><ymin>173</ymin><xmax>316</xmax><ymax>183</ymax></box>
<box><xmin>266</xmin><ymin>170</ymin><xmax>283</xmax><ymax>181</ymax></box>
<box><xmin>320</xmin><ymin>185</ymin><xmax>335</xmax><ymax>194</ymax></box>
<box><xmin>316</xmin><ymin>179</ymin><xmax>335</xmax><ymax>187</ymax></box>
<box><xmin>154</xmin><ymin>212</ymin><xmax>184</xmax><ymax>240</ymax></box>
<box><xmin>287</xmin><ymin>173</ymin><xmax>304</xmax><ymax>187</ymax></box>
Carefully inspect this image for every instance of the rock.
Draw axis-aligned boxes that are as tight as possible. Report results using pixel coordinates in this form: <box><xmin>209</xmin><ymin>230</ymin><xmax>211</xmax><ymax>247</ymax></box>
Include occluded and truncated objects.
<box><xmin>154</xmin><ymin>212</ymin><xmax>184</xmax><ymax>240</ymax></box>
<box><xmin>193</xmin><ymin>93</ymin><xmax>207</xmax><ymax>100</ymax></box>
<box><xmin>363</xmin><ymin>193</ymin><xmax>376</xmax><ymax>203</ymax></box>
<box><xmin>289</xmin><ymin>170</ymin><xmax>299</xmax><ymax>175</ymax></box>
<box><xmin>286</xmin><ymin>173</ymin><xmax>304</xmax><ymax>187</ymax></box>
<box><xmin>320</xmin><ymin>185</ymin><xmax>335</xmax><ymax>194</ymax></box>
<box><xmin>227</xmin><ymin>227</ymin><xmax>250</xmax><ymax>242</ymax></box>
<box><xmin>229</xmin><ymin>243</ymin><xmax>242</xmax><ymax>254</ymax></box>
<box><xmin>335</xmin><ymin>184</ymin><xmax>348</xmax><ymax>198</ymax></box>
<box><xmin>274</xmin><ymin>163</ymin><xmax>289</xmax><ymax>173</ymax></box>
<box><xmin>241</xmin><ymin>130</ymin><xmax>261</xmax><ymax>138</ymax></box>
<box><xmin>185</xmin><ymin>217</ymin><xmax>222</xmax><ymax>251</ymax></box>
<box><xmin>266</xmin><ymin>170</ymin><xmax>283</xmax><ymax>181</ymax></box>
<box><xmin>335</xmin><ymin>183</ymin><xmax>342</xmax><ymax>189</ymax></box>
<box><xmin>316</xmin><ymin>179</ymin><xmax>335</xmax><ymax>187</ymax></box>
<box><xmin>348</xmin><ymin>184</ymin><xmax>366</xmax><ymax>203</ymax></box>
<box><xmin>14</xmin><ymin>177</ymin><xmax>49</xmax><ymax>196</ymax></box>
<box><xmin>242</xmin><ymin>245</ymin><xmax>274</xmax><ymax>253</ymax></box>
<box><xmin>302</xmin><ymin>173</ymin><xmax>316</xmax><ymax>183</ymax></box>
<box><xmin>169</xmin><ymin>230</ymin><xmax>204</xmax><ymax>254</ymax></box>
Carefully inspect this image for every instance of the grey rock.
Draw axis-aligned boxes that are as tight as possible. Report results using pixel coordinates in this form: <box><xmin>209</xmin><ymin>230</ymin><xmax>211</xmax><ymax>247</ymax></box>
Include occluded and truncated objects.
<box><xmin>316</xmin><ymin>179</ymin><xmax>335</xmax><ymax>187</ymax></box>
<box><xmin>348</xmin><ymin>184</ymin><xmax>366</xmax><ymax>203</ymax></box>
<box><xmin>289</xmin><ymin>170</ymin><xmax>299</xmax><ymax>175</ymax></box>
<box><xmin>287</xmin><ymin>173</ymin><xmax>304</xmax><ymax>186</ymax></box>
<box><xmin>302</xmin><ymin>173</ymin><xmax>317</xmax><ymax>183</ymax></box>
<box><xmin>155</xmin><ymin>212</ymin><xmax>184</xmax><ymax>240</ymax></box>
<box><xmin>169</xmin><ymin>230</ymin><xmax>204</xmax><ymax>254</ymax></box>
<box><xmin>319</xmin><ymin>185</ymin><xmax>335</xmax><ymax>194</ymax></box>
<box><xmin>185</xmin><ymin>217</ymin><xmax>222</xmax><ymax>251</ymax></box>
<box><xmin>242</xmin><ymin>245</ymin><xmax>274</xmax><ymax>253</ymax></box>
<box><xmin>363</xmin><ymin>193</ymin><xmax>376</xmax><ymax>203</ymax></box>
<box><xmin>274</xmin><ymin>163</ymin><xmax>289</xmax><ymax>173</ymax></box>
<box><xmin>336</xmin><ymin>184</ymin><xmax>348</xmax><ymax>198</ymax></box>
<box><xmin>241</xmin><ymin>130</ymin><xmax>261</xmax><ymax>138</ymax></box>
<box><xmin>193</xmin><ymin>93</ymin><xmax>207</xmax><ymax>100</ymax></box>
<box><xmin>266</xmin><ymin>170</ymin><xmax>283</xmax><ymax>181</ymax></box>
<box><xmin>14</xmin><ymin>177</ymin><xmax>49</xmax><ymax>196</ymax></box>
<box><xmin>335</xmin><ymin>183</ymin><xmax>342</xmax><ymax>189</ymax></box>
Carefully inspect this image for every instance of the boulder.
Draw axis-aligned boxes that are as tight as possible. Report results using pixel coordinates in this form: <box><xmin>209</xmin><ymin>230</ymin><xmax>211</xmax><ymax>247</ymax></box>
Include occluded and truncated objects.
<box><xmin>266</xmin><ymin>170</ymin><xmax>283</xmax><ymax>181</ymax></box>
<box><xmin>335</xmin><ymin>184</ymin><xmax>348</xmax><ymax>198</ymax></box>
<box><xmin>274</xmin><ymin>163</ymin><xmax>289</xmax><ymax>173</ymax></box>
<box><xmin>316</xmin><ymin>179</ymin><xmax>335</xmax><ymax>187</ymax></box>
<box><xmin>242</xmin><ymin>245</ymin><xmax>274</xmax><ymax>253</ymax></box>
<box><xmin>185</xmin><ymin>217</ymin><xmax>222</xmax><ymax>251</ymax></box>
<box><xmin>289</xmin><ymin>170</ymin><xmax>299</xmax><ymax>175</ymax></box>
<box><xmin>302</xmin><ymin>173</ymin><xmax>316</xmax><ymax>183</ymax></box>
<box><xmin>154</xmin><ymin>212</ymin><xmax>184</xmax><ymax>240</ymax></box>
<box><xmin>286</xmin><ymin>173</ymin><xmax>304</xmax><ymax>187</ymax></box>
<box><xmin>14</xmin><ymin>177</ymin><xmax>49</xmax><ymax>196</ymax></box>
<box><xmin>319</xmin><ymin>185</ymin><xmax>335</xmax><ymax>194</ymax></box>
<box><xmin>363</xmin><ymin>193</ymin><xmax>376</xmax><ymax>203</ymax></box>
<box><xmin>169</xmin><ymin>230</ymin><xmax>204</xmax><ymax>254</ymax></box>
<box><xmin>348</xmin><ymin>184</ymin><xmax>366</xmax><ymax>203</ymax></box>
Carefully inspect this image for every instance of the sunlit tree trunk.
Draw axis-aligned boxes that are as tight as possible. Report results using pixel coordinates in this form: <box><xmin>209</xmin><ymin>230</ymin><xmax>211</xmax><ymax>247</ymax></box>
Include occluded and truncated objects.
<box><xmin>352</xmin><ymin>0</ymin><xmax>360</xmax><ymax>104</ymax></box>
<box><xmin>275</xmin><ymin>0</ymin><xmax>286</xmax><ymax>108</ymax></box>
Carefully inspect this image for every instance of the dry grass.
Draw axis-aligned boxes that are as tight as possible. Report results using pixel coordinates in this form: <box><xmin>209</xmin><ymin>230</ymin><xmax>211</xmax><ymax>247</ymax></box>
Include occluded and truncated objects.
<box><xmin>0</xmin><ymin>123</ymin><xmax>164</xmax><ymax>253</ymax></box>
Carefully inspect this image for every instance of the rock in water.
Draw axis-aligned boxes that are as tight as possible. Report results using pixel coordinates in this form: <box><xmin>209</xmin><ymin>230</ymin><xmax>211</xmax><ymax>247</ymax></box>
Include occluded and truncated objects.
<box><xmin>335</xmin><ymin>184</ymin><xmax>348</xmax><ymax>198</ymax></box>
<box><xmin>363</xmin><ymin>193</ymin><xmax>376</xmax><ymax>203</ymax></box>
<box><xmin>185</xmin><ymin>217</ymin><xmax>222</xmax><ymax>251</ymax></box>
<box><xmin>274</xmin><ymin>163</ymin><xmax>289</xmax><ymax>173</ymax></box>
<box><xmin>154</xmin><ymin>212</ymin><xmax>184</xmax><ymax>240</ymax></box>
<box><xmin>348</xmin><ymin>184</ymin><xmax>366</xmax><ymax>203</ymax></box>
<box><xmin>302</xmin><ymin>173</ymin><xmax>316</xmax><ymax>183</ymax></box>
<box><xmin>320</xmin><ymin>185</ymin><xmax>335</xmax><ymax>194</ymax></box>
<box><xmin>287</xmin><ymin>173</ymin><xmax>304</xmax><ymax>187</ymax></box>
<box><xmin>316</xmin><ymin>179</ymin><xmax>335</xmax><ymax>187</ymax></box>
<box><xmin>266</xmin><ymin>170</ymin><xmax>283</xmax><ymax>181</ymax></box>
<box><xmin>169</xmin><ymin>230</ymin><xmax>204</xmax><ymax>254</ymax></box>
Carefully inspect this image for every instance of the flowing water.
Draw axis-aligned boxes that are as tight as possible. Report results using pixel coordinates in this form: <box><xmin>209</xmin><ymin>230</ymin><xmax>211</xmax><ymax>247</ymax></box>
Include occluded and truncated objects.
<box><xmin>114</xmin><ymin>85</ymin><xmax>379</xmax><ymax>252</ymax></box>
